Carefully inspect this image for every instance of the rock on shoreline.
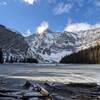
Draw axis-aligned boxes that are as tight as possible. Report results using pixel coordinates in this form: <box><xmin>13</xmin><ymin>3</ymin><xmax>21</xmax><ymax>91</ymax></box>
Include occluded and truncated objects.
<box><xmin>0</xmin><ymin>79</ymin><xmax>100</xmax><ymax>100</ymax></box>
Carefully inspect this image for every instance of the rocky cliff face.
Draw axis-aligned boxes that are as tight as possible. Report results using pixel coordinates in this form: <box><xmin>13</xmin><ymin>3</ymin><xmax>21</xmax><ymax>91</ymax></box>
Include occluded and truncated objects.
<box><xmin>27</xmin><ymin>29</ymin><xmax>79</xmax><ymax>63</ymax></box>
<box><xmin>27</xmin><ymin>28</ymin><xmax>100</xmax><ymax>63</ymax></box>
<box><xmin>1</xmin><ymin>24</ymin><xmax>100</xmax><ymax>63</ymax></box>
<box><xmin>0</xmin><ymin>25</ymin><xmax>29</xmax><ymax>61</ymax></box>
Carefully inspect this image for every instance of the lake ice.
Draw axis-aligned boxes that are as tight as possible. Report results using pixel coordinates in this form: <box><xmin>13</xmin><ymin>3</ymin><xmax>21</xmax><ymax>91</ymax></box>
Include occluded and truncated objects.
<box><xmin>0</xmin><ymin>64</ymin><xmax>100</xmax><ymax>84</ymax></box>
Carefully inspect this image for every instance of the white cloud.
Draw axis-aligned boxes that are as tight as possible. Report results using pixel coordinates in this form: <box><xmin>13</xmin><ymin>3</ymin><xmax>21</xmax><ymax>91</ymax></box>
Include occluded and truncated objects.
<box><xmin>23</xmin><ymin>0</ymin><xmax>38</xmax><ymax>5</ymax></box>
<box><xmin>0</xmin><ymin>1</ymin><xmax>7</xmax><ymax>6</ymax></box>
<box><xmin>36</xmin><ymin>21</ymin><xmax>49</xmax><ymax>34</ymax></box>
<box><xmin>94</xmin><ymin>0</ymin><xmax>100</xmax><ymax>7</ymax></box>
<box><xmin>53</xmin><ymin>2</ymin><xmax>72</xmax><ymax>15</ymax></box>
<box><xmin>64</xmin><ymin>23</ymin><xmax>100</xmax><ymax>32</ymax></box>
<box><xmin>23</xmin><ymin>29</ymin><xmax>32</xmax><ymax>37</ymax></box>
<box><xmin>27</xmin><ymin>29</ymin><xmax>32</xmax><ymax>36</ymax></box>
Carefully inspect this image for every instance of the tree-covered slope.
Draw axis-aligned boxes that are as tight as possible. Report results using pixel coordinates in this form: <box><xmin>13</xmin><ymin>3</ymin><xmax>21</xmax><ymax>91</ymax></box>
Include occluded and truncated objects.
<box><xmin>60</xmin><ymin>45</ymin><xmax>100</xmax><ymax>64</ymax></box>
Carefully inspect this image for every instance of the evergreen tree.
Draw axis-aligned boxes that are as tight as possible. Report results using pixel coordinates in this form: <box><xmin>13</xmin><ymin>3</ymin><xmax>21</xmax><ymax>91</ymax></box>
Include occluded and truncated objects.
<box><xmin>26</xmin><ymin>58</ymin><xmax>38</xmax><ymax>63</ymax></box>
<box><xmin>60</xmin><ymin>45</ymin><xmax>100</xmax><ymax>64</ymax></box>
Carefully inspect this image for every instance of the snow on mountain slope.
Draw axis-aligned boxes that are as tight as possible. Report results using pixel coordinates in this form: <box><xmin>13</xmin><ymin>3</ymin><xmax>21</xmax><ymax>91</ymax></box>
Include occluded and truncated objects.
<box><xmin>27</xmin><ymin>28</ymin><xmax>100</xmax><ymax>63</ymax></box>
<box><xmin>2</xmin><ymin>24</ymin><xmax>100</xmax><ymax>63</ymax></box>
<box><xmin>76</xmin><ymin>28</ymin><xmax>100</xmax><ymax>51</ymax></box>
<box><xmin>27</xmin><ymin>29</ymin><xmax>79</xmax><ymax>63</ymax></box>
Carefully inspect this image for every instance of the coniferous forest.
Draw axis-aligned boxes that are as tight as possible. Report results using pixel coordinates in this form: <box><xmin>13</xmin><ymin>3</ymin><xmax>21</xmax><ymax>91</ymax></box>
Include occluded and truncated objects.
<box><xmin>60</xmin><ymin>45</ymin><xmax>100</xmax><ymax>64</ymax></box>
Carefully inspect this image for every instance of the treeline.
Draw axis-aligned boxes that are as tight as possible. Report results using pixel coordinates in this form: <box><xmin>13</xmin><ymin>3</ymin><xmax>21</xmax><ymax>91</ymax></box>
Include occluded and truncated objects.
<box><xmin>0</xmin><ymin>48</ymin><xmax>4</xmax><ymax>63</ymax></box>
<box><xmin>60</xmin><ymin>45</ymin><xmax>100</xmax><ymax>64</ymax></box>
<box><xmin>6</xmin><ymin>57</ymin><xmax>38</xmax><ymax>63</ymax></box>
<box><xmin>0</xmin><ymin>48</ymin><xmax>38</xmax><ymax>64</ymax></box>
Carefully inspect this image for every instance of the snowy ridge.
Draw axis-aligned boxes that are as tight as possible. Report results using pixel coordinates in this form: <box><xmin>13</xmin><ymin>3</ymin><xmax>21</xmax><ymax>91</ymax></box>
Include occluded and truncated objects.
<box><xmin>1</xmin><ymin>24</ymin><xmax>100</xmax><ymax>63</ymax></box>
<box><xmin>76</xmin><ymin>28</ymin><xmax>100</xmax><ymax>51</ymax></box>
<box><xmin>27</xmin><ymin>28</ymin><xmax>100</xmax><ymax>63</ymax></box>
<box><xmin>27</xmin><ymin>30</ymin><xmax>78</xmax><ymax>63</ymax></box>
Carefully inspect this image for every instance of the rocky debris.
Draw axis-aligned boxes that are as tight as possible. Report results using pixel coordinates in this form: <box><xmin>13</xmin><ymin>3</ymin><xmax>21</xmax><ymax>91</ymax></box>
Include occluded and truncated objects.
<box><xmin>71</xmin><ymin>94</ymin><xmax>92</xmax><ymax>100</ymax></box>
<box><xmin>44</xmin><ymin>82</ymin><xmax>100</xmax><ymax>100</ymax></box>
<box><xmin>0</xmin><ymin>25</ymin><xmax>29</xmax><ymax>62</ymax></box>
<box><xmin>0</xmin><ymin>81</ymin><xmax>51</xmax><ymax>100</ymax></box>
<box><xmin>51</xmin><ymin>93</ymin><xmax>66</xmax><ymax>100</ymax></box>
<box><xmin>23</xmin><ymin>81</ymin><xmax>32</xmax><ymax>89</ymax></box>
<box><xmin>1</xmin><ymin>81</ymin><xmax>100</xmax><ymax>100</ymax></box>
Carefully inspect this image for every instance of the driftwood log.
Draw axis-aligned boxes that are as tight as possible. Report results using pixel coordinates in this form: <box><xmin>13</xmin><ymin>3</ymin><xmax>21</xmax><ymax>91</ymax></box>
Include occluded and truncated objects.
<box><xmin>23</xmin><ymin>81</ymin><xmax>50</xmax><ymax>96</ymax></box>
<box><xmin>0</xmin><ymin>81</ymin><xmax>51</xmax><ymax>100</ymax></box>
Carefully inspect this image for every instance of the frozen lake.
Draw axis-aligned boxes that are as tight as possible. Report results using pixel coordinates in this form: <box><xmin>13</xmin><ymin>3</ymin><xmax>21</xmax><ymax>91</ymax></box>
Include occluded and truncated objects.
<box><xmin>0</xmin><ymin>64</ymin><xmax>100</xmax><ymax>84</ymax></box>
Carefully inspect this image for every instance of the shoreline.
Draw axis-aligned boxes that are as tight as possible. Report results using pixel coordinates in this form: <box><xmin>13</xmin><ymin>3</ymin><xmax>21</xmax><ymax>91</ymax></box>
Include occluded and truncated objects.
<box><xmin>0</xmin><ymin>78</ymin><xmax>100</xmax><ymax>100</ymax></box>
<box><xmin>0</xmin><ymin>64</ymin><xmax>100</xmax><ymax>99</ymax></box>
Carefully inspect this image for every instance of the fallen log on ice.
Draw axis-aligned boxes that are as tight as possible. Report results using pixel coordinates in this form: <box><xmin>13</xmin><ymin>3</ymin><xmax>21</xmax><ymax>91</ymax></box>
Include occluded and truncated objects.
<box><xmin>23</xmin><ymin>81</ymin><xmax>51</xmax><ymax>99</ymax></box>
<box><xmin>23</xmin><ymin>81</ymin><xmax>49</xmax><ymax>96</ymax></box>
<box><xmin>0</xmin><ymin>81</ymin><xmax>51</xmax><ymax>100</ymax></box>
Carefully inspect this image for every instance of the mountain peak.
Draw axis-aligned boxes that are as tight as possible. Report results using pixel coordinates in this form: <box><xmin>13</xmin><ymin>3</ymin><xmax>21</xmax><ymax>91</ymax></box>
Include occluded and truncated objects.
<box><xmin>36</xmin><ymin>28</ymin><xmax>53</xmax><ymax>37</ymax></box>
<box><xmin>43</xmin><ymin>29</ymin><xmax>53</xmax><ymax>33</ymax></box>
<box><xmin>0</xmin><ymin>25</ymin><xmax>6</xmax><ymax>29</ymax></box>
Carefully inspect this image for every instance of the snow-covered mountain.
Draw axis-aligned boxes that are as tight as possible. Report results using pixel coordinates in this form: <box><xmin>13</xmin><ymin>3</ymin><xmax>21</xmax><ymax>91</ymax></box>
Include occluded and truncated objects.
<box><xmin>76</xmin><ymin>28</ymin><xmax>100</xmax><ymax>51</ymax></box>
<box><xmin>26</xmin><ymin>28</ymin><xmax>100</xmax><ymax>63</ymax></box>
<box><xmin>1</xmin><ymin>24</ymin><xmax>100</xmax><ymax>63</ymax></box>
<box><xmin>0</xmin><ymin>25</ymin><xmax>29</xmax><ymax>61</ymax></box>
<box><xmin>26</xmin><ymin>30</ymin><xmax>75</xmax><ymax>63</ymax></box>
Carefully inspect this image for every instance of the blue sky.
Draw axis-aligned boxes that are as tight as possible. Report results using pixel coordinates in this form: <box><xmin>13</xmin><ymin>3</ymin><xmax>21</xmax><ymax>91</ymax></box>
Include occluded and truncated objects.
<box><xmin>0</xmin><ymin>0</ymin><xmax>100</xmax><ymax>36</ymax></box>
